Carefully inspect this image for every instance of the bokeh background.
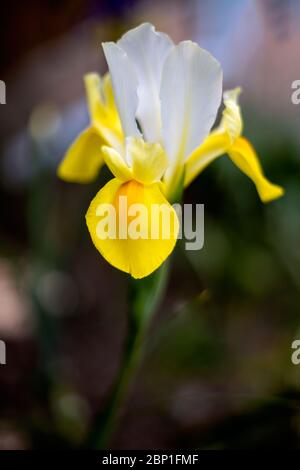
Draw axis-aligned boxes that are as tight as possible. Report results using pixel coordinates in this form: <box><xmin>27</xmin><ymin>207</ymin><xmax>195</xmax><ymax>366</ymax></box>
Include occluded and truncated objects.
<box><xmin>1</xmin><ymin>0</ymin><xmax>300</xmax><ymax>449</ymax></box>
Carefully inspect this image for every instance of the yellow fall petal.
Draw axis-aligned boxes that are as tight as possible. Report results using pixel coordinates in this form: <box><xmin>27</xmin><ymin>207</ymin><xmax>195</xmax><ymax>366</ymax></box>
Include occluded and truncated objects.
<box><xmin>102</xmin><ymin>73</ymin><xmax>117</xmax><ymax>112</ymax></box>
<box><xmin>84</xmin><ymin>73</ymin><xmax>124</xmax><ymax>151</ymax></box>
<box><xmin>86</xmin><ymin>178</ymin><xmax>179</xmax><ymax>279</ymax></box>
<box><xmin>58</xmin><ymin>73</ymin><xmax>124</xmax><ymax>185</ymax></box>
<box><xmin>184</xmin><ymin>132</ymin><xmax>230</xmax><ymax>187</ymax></box>
<box><xmin>184</xmin><ymin>87</ymin><xmax>284</xmax><ymax>203</ymax></box>
<box><xmin>84</xmin><ymin>73</ymin><xmax>103</xmax><ymax>123</ymax></box>
<box><xmin>84</xmin><ymin>73</ymin><xmax>118</xmax><ymax>126</ymax></box>
<box><xmin>57</xmin><ymin>127</ymin><xmax>104</xmax><ymax>183</ymax></box>
<box><xmin>184</xmin><ymin>87</ymin><xmax>241</xmax><ymax>187</ymax></box>
<box><xmin>228</xmin><ymin>137</ymin><xmax>284</xmax><ymax>203</ymax></box>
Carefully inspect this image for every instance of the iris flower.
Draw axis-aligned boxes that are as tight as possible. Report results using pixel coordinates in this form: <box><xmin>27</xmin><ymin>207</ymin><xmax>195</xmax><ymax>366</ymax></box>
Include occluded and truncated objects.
<box><xmin>58</xmin><ymin>23</ymin><xmax>284</xmax><ymax>279</ymax></box>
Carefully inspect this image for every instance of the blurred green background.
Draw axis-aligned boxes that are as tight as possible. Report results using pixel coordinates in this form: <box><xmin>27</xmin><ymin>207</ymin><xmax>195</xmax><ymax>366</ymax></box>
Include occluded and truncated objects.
<box><xmin>1</xmin><ymin>0</ymin><xmax>300</xmax><ymax>449</ymax></box>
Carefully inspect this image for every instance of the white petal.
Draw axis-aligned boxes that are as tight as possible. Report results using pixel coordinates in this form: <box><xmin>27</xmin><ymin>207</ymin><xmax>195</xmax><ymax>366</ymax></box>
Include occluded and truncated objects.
<box><xmin>160</xmin><ymin>41</ymin><xmax>223</xmax><ymax>164</ymax></box>
<box><xmin>118</xmin><ymin>23</ymin><xmax>173</xmax><ymax>142</ymax></box>
<box><xmin>102</xmin><ymin>42</ymin><xmax>141</xmax><ymax>138</ymax></box>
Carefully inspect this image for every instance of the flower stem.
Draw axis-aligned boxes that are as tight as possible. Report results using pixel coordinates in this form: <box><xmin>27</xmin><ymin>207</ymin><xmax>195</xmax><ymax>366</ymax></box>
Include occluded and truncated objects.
<box><xmin>87</xmin><ymin>261</ymin><xmax>170</xmax><ymax>449</ymax></box>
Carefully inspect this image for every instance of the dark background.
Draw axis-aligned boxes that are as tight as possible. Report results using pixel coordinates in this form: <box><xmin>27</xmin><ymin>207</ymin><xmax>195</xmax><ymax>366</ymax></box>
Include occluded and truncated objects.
<box><xmin>0</xmin><ymin>0</ymin><xmax>300</xmax><ymax>449</ymax></box>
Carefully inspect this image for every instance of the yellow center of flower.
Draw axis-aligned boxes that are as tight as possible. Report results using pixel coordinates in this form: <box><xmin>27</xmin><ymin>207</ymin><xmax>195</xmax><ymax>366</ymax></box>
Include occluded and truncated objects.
<box><xmin>114</xmin><ymin>180</ymin><xmax>147</xmax><ymax>237</ymax></box>
<box><xmin>114</xmin><ymin>180</ymin><xmax>144</xmax><ymax>220</ymax></box>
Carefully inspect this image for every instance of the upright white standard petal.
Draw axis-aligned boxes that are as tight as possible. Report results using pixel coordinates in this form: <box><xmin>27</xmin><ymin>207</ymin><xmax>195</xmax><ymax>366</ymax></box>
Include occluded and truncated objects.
<box><xmin>118</xmin><ymin>23</ymin><xmax>173</xmax><ymax>142</ymax></box>
<box><xmin>102</xmin><ymin>42</ymin><xmax>141</xmax><ymax>138</ymax></box>
<box><xmin>160</xmin><ymin>41</ymin><xmax>223</xmax><ymax>168</ymax></box>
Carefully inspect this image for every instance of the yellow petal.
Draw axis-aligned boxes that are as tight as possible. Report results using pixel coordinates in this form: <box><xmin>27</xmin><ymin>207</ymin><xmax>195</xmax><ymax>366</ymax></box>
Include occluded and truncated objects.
<box><xmin>86</xmin><ymin>178</ymin><xmax>179</xmax><ymax>278</ymax></box>
<box><xmin>84</xmin><ymin>73</ymin><xmax>123</xmax><ymax>151</ymax></box>
<box><xmin>127</xmin><ymin>137</ymin><xmax>168</xmax><ymax>185</ymax></box>
<box><xmin>102</xmin><ymin>146</ymin><xmax>132</xmax><ymax>181</ymax></box>
<box><xmin>220</xmin><ymin>87</ymin><xmax>243</xmax><ymax>142</ymax></box>
<box><xmin>184</xmin><ymin>132</ymin><xmax>230</xmax><ymax>187</ymax></box>
<box><xmin>102</xmin><ymin>72</ymin><xmax>117</xmax><ymax>112</ymax></box>
<box><xmin>57</xmin><ymin>127</ymin><xmax>104</xmax><ymax>183</ymax></box>
<box><xmin>84</xmin><ymin>73</ymin><xmax>103</xmax><ymax>123</ymax></box>
<box><xmin>228</xmin><ymin>137</ymin><xmax>284</xmax><ymax>203</ymax></box>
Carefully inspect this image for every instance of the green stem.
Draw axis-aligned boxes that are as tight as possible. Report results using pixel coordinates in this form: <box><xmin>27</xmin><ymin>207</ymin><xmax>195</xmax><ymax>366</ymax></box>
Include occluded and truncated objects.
<box><xmin>87</xmin><ymin>261</ymin><xmax>170</xmax><ymax>449</ymax></box>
